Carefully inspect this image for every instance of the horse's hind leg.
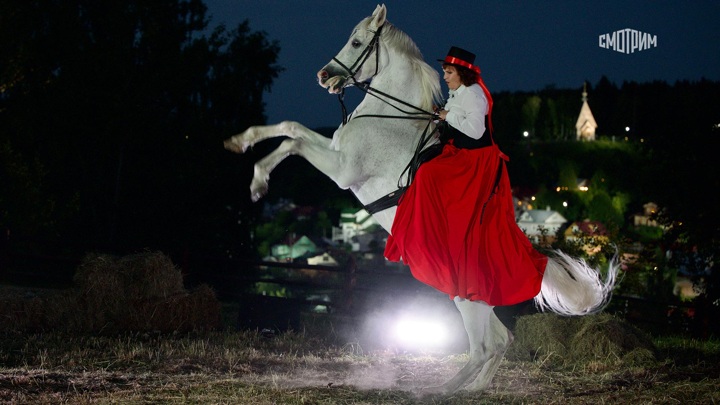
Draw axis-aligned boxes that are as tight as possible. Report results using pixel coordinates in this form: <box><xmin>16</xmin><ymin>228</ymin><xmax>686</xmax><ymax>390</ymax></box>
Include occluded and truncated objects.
<box><xmin>464</xmin><ymin>311</ymin><xmax>513</xmax><ymax>391</ymax></box>
<box><xmin>422</xmin><ymin>298</ymin><xmax>509</xmax><ymax>395</ymax></box>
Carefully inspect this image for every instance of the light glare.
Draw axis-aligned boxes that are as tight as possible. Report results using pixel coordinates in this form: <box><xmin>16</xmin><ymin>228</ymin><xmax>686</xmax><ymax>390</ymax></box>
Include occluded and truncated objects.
<box><xmin>393</xmin><ymin>317</ymin><xmax>448</xmax><ymax>348</ymax></box>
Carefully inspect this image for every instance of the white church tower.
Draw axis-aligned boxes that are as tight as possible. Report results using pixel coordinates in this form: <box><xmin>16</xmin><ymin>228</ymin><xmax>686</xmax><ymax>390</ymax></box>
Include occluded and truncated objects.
<box><xmin>575</xmin><ymin>82</ymin><xmax>597</xmax><ymax>141</ymax></box>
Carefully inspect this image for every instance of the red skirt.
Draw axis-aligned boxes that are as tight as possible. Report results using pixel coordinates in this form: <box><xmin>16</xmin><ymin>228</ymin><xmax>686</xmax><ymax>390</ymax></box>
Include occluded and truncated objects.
<box><xmin>384</xmin><ymin>142</ymin><xmax>547</xmax><ymax>306</ymax></box>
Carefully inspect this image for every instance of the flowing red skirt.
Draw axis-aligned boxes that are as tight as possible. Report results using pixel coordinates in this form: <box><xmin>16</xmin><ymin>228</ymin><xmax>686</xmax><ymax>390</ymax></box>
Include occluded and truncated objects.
<box><xmin>384</xmin><ymin>142</ymin><xmax>547</xmax><ymax>306</ymax></box>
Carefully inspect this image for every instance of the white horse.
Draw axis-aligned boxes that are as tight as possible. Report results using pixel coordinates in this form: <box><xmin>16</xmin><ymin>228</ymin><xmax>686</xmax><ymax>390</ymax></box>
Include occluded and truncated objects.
<box><xmin>225</xmin><ymin>4</ymin><xmax>618</xmax><ymax>394</ymax></box>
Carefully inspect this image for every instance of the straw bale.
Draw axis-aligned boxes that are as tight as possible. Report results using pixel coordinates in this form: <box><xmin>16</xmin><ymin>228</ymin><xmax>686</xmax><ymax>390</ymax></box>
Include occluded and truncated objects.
<box><xmin>0</xmin><ymin>296</ymin><xmax>45</xmax><ymax>331</ymax></box>
<box><xmin>72</xmin><ymin>252</ymin><xmax>126</xmax><ymax>330</ymax></box>
<box><xmin>507</xmin><ymin>312</ymin><xmax>657</xmax><ymax>368</ymax></box>
<box><xmin>3</xmin><ymin>251</ymin><xmax>220</xmax><ymax>333</ymax></box>
<box><xmin>71</xmin><ymin>251</ymin><xmax>218</xmax><ymax>333</ymax></box>
<box><xmin>122</xmin><ymin>284</ymin><xmax>222</xmax><ymax>332</ymax></box>
<box><xmin>115</xmin><ymin>251</ymin><xmax>184</xmax><ymax>299</ymax></box>
<box><xmin>74</xmin><ymin>251</ymin><xmax>183</xmax><ymax>301</ymax></box>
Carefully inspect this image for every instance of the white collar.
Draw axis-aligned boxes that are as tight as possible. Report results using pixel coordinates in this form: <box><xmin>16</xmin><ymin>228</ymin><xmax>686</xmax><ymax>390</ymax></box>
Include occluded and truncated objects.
<box><xmin>448</xmin><ymin>84</ymin><xmax>468</xmax><ymax>98</ymax></box>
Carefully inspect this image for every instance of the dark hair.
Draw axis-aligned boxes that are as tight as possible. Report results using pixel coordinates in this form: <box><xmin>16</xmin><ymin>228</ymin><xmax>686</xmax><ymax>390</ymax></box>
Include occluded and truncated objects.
<box><xmin>443</xmin><ymin>63</ymin><xmax>478</xmax><ymax>86</ymax></box>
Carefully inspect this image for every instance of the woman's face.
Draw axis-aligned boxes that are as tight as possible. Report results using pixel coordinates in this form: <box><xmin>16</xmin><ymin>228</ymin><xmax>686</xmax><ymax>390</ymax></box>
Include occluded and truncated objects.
<box><xmin>443</xmin><ymin>65</ymin><xmax>462</xmax><ymax>91</ymax></box>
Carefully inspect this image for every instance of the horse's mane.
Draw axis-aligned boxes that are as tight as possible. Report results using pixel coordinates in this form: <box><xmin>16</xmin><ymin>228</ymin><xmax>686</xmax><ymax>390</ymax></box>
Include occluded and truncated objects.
<box><xmin>364</xmin><ymin>19</ymin><xmax>442</xmax><ymax>112</ymax></box>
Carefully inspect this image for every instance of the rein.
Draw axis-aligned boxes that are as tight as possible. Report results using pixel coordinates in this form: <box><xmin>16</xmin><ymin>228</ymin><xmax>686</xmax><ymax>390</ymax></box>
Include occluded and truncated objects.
<box><xmin>330</xmin><ymin>25</ymin><xmax>441</xmax><ymax>214</ymax></box>
<box><xmin>331</xmin><ymin>25</ymin><xmax>437</xmax><ymax>123</ymax></box>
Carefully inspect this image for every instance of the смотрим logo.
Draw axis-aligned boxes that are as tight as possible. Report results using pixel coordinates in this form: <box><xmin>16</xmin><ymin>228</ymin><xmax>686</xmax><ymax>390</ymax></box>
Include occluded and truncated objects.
<box><xmin>598</xmin><ymin>28</ymin><xmax>657</xmax><ymax>54</ymax></box>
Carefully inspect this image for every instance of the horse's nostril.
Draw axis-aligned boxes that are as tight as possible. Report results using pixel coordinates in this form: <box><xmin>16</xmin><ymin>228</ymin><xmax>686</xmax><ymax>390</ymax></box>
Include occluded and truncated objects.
<box><xmin>319</xmin><ymin>70</ymin><xmax>328</xmax><ymax>79</ymax></box>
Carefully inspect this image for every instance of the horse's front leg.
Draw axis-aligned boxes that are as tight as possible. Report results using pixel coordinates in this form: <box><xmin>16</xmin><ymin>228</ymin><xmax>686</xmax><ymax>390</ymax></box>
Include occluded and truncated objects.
<box><xmin>247</xmin><ymin>137</ymin><xmax>349</xmax><ymax>202</ymax></box>
<box><xmin>223</xmin><ymin>121</ymin><xmax>331</xmax><ymax>154</ymax></box>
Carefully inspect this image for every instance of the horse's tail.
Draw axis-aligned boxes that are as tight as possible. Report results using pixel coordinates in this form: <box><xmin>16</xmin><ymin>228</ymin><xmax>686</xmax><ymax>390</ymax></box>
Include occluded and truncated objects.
<box><xmin>534</xmin><ymin>250</ymin><xmax>619</xmax><ymax>316</ymax></box>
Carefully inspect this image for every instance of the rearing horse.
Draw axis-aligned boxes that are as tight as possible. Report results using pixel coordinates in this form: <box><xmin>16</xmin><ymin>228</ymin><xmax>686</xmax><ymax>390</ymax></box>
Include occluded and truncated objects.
<box><xmin>225</xmin><ymin>4</ymin><xmax>617</xmax><ymax>394</ymax></box>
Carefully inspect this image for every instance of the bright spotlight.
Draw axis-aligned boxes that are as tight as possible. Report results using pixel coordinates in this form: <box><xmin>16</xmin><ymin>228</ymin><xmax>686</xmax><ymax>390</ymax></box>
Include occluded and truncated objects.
<box><xmin>393</xmin><ymin>317</ymin><xmax>448</xmax><ymax>349</ymax></box>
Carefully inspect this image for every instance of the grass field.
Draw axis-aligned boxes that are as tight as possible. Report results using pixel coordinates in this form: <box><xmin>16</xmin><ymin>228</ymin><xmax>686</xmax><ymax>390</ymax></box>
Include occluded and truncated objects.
<box><xmin>1</xmin><ymin>327</ymin><xmax>719</xmax><ymax>404</ymax></box>
<box><xmin>1</xmin><ymin>252</ymin><xmax>718</xmax><ymax>404</ymax></box>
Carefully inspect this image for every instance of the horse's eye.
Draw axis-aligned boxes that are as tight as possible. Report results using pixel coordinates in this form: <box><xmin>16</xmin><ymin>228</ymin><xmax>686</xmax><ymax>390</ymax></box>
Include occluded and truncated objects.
<box><xmin>351</xmin><ymin>39</ymin><xmax>362</xmax><ymax>48</ymax></box>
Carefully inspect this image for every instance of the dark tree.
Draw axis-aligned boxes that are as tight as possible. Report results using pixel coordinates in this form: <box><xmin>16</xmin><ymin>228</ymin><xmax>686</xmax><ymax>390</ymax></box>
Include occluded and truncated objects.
<box><xmin>0</xmin><ymin>0</ymin><xmax>282</xmax><ymax>259</ymax></box>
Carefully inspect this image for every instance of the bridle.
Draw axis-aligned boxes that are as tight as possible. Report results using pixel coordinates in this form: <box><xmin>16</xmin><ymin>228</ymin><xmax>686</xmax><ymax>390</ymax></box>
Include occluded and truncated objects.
<box><xmin>329</xmin><ymin>24</ymin><xmax>441</xmax><ymax>214</ymax></box>
<box><xmin>331</xmin><ymin>26</ymin><xmax>383</xmax><ymax>99</ymax></box>
<box><xmin>331</xmin><ymin>25</ymin><xmax>436</xmax><ymax>124</ymax></box>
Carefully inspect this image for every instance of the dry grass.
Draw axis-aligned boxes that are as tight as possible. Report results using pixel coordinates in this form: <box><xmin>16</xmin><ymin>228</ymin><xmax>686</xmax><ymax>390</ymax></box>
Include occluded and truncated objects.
<box><xmin>1</xmin><ymin>253</ymin><xmax>718</xmax><ymax>403</ymax></box>
<box><xmin>0</xmin><ymin>325</ymin><xmax>718</xmax><ymax>404</ymax></box>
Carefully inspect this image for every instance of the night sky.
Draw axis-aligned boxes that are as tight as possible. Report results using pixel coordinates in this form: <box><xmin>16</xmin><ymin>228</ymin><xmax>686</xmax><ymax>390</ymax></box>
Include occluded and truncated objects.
<box><xmin>204</xmin><ymin>1</ymin><xmax>720</xmax><ymax>129</ymax></box>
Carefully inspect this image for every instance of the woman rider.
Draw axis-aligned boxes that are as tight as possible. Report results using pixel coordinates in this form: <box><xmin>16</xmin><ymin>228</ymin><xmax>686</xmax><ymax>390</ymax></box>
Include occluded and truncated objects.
<box><xmin>384</xmin><ymin>46</ymin><xmax>547</xmax><ymax>307</ymax></box>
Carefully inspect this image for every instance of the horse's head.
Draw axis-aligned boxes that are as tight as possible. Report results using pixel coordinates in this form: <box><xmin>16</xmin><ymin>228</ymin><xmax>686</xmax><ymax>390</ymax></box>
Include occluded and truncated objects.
<box><xmin>317</xmin><ymin>4</ymin><xmax>388</xmax><ymax>94</ymax></box>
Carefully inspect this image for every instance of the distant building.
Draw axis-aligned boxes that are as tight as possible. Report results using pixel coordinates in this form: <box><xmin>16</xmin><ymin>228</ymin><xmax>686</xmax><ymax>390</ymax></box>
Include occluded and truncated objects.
<box><xmin>516</xmin><ymin>207</ymin><xmax>567</xmax><ymax>245</ymax></box>
<box><xmin>332</xmin><ymin>208</ymin><xmax>381</xmax><ymax>249</ymax></box>
<box><xmin>575</xmin><ymin>83</ymin><xmax>597</xmax><ymax>141</ymax></box>
<box><xmin>307</xmin><ymin>252</ymin><xmax>339</xmax><ymax>266</ymax></box>
<box><xmin>269</xmin><ymin>235</ymin><xmax>320</xmax><ymax>261</ymax></box>
<box><xmin>634</xmin><ymin>202</ymin><xmax>662</xmax><ymax>228</ymax></box>
<box><xmin>564</xmin><ymin>219</ymin><xmax>609</xmax><ymax>255</ymax></box>
<box><xmin>512</xmin><ymin>186</ymin><xmax>540</xmax><ymax>216</ymax></box>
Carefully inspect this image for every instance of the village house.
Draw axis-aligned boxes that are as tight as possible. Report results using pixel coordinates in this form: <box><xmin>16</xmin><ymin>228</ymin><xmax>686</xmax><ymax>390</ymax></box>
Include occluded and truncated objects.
<box><xmin>268</xmin><ymin>234</ymin><xmax>320</xmax><ymax>262</ymax></box>
<box><xmin>331</xmin><ymin>208</ymin><xmax>383</xmax><ymax>253</ymax></box>
<box><xmin>633</xmin><ymin>202</ymin><xmax>662</xmax><ymax>228</ymax></box>
<box><xmin>516</xmin><ymin>207</ymin><xmax>567</xmax><ymax>245</ymax></box>
<box><xmin>564</xmin><ymin>219</ymin><xmax>609</xmax><ymax>255</ymax></box>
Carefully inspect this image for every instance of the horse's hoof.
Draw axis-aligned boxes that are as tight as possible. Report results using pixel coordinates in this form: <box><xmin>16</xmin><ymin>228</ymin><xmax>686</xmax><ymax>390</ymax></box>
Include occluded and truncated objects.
<box><xmin>464</xmin><ymin>331</ymin><xmax>514</xmax><ymax>392</ymax></box>
<box><xmin>249</xmin><ymin>176</ymin><xmax>268</xmax><ymax>202</ymax></box>
<box><xmin>224</xmin><ymin>139</ymin><xmax>242</xmax><ymax>153</ymax></box>
<box><xmin>424</xmin><ymin>355</ymin><xmax>489</xmax><ymax>395</ymax></box>
<box><xmin>250</xmin><ymin>183</ymin><xmax>268</xmax><ymax>202</ymax></box>
<box><xmin>417</xmin><ymin>384</ymin><xmax>450</xmax><ymax>397</ymax></box>
<box><xmin>251</xmin><ymin>190</ymin><xmax>265</xmax><ymax>203</ymax></box>
<box><xmin>223</xmin><ymin>138</ymin><xmax>252</xmax><ymax>153</ymax></box>
<box><xmin>463</xmin><ymin>354</ymin><xmax>502</xmax><ymax>392</ymax></box>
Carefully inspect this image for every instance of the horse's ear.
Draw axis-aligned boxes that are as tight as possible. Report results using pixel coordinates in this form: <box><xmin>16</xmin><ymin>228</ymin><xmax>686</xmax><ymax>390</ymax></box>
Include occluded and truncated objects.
<box><xmin>370</xmin><ymin>4</ymin><xmax>387</xmax><ymax>30</ymax></box>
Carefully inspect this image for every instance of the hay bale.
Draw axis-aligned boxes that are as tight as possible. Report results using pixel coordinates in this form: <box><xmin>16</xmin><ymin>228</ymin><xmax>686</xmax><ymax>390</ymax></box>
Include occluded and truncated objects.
<box><xmin>0</xmin><ymin>287</ymin><xmax>75</xmax><ymax>332</ymax></box>
<box><xmin>71</xmin><ymin>251</ymin><xmax>219</xmax><ymax>333</ymax></box>
<box><xmin>570</xmin><ymin>313</ymin><xmax>657</xmax><ymax>366</ymax></box>
<box><xmin>0</xmin><ymin>295</ymin><xmax>45</xmax><ymax>331</ymax></box>
<box><xmin>125</xmin><ymin>284</ymin><xmax>222</xmax><ymax>333</ymax></box>
<box><xmin>507</xmin><ymin>312</ymin><xmax>657</xmax><ymax>368</ymax></box>
<box><xmin>74</xmin><ymin>251</ymin><xmax>183</xmax><ymax>301</ymax></box>
<box><xmin>73</xmin><ymin>252</ymin><xmax>127</xmax><ymax>331</ymax></box>
<box><xmin>115</xmin><ymin>251</ymin><xmax>184</xmax><ymax>299</ymax></box>
<box><xmin>3</xmin><ymin>251</ymin><xmax>221</xmax><ymax>333</ymax></box>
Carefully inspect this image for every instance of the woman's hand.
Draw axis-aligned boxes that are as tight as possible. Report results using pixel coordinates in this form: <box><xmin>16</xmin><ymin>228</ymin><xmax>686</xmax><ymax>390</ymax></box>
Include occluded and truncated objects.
<box><xmin>438</xmin><ymin>109</ymin><xmax>448</xmax><ymax>120</ymax></box>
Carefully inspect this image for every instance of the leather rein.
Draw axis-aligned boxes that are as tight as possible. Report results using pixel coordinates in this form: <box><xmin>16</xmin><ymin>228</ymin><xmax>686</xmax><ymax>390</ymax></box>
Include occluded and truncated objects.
<box><xmin>330</xmin><ymin>25</ymin><xmax>440</xmax><ymax>214</ymax></box>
